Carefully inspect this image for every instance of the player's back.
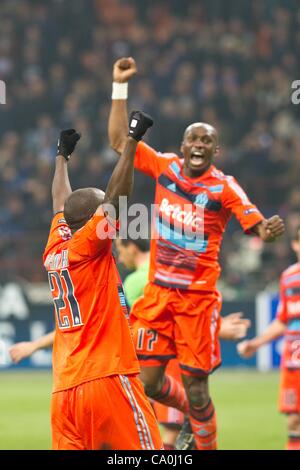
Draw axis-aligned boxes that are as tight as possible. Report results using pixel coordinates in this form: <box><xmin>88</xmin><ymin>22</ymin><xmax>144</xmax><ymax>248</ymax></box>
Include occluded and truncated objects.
<box><xmin>43</xmin><ymin>211</ymin><xmax>140</xmax><ymax>392</ymax></box>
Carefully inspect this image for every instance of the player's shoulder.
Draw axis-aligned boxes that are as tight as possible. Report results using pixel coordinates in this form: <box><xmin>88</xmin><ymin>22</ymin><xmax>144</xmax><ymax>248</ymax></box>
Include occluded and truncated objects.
<box><xmin>43</xmin><ymin>213</ymin><xmax>71</xmax><ymax>257</ymax></box>
<box><xmin>51</xmin><ymin>213</ymin><xmax>72</xmax><ymax>242</ymax></box>
<box><xmin>138</xmin><ymin>141</ymin><xmax>179</xmax><ymax>160</ymax></box>
<box><xmin>208</xmin><ymin>166</ymin><xmax>243</xmax><ymax>195</ymax></box>
<box><xmin>210</xmin><ymin>165</ymin><xmax>227</xmax><ymax>179</ymax></box>
<box><xmin>157</xmin><ymin>149</ymin><xmax>180</xmax><ymax>162</ymax></box>
<box><xmin>209</xmin><ymin>165</ymin><xmax>235</xmax><ymax>184</ymax></box>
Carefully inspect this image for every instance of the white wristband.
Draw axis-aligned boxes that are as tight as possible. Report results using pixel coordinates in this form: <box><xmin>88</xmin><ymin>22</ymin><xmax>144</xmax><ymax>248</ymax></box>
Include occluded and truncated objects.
<box><xmin>112</xmin><ymin>82</ymin><xmax>128</xmax><ymax>100</ymax></box>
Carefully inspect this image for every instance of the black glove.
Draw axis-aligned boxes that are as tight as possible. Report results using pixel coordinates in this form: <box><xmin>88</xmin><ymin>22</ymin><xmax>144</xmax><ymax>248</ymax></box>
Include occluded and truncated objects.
<box><xmin>128</xmin><ymin>111</ymin><xmax>153</xmax><ymax>141</ymax></box>
<box><xmin>57</xmin><ymin>129</ymin><xmax>81</xmax><ymax>161</ymax></box>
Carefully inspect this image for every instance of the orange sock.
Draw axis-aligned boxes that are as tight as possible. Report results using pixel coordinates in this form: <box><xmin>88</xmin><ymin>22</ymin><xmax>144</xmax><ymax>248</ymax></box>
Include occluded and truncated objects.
<box><xmin>286</xmin><ymin>434</ymin><xmax>300</xmax><ymax>450</ymax></box>
<box><xmin>153</xmin><ymin>375</ymin><xmax>189</xmax><ymax>414</ymax></box>
<box><xmin>189</xmin><ymin>400</ymin><xmax>217</xmax><ymax>450</ymax></box>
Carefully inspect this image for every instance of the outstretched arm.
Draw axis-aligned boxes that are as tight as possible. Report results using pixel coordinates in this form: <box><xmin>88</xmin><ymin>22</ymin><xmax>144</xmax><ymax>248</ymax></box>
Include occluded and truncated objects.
<box><xmin>52</xmin><ymin>156</ymin><xmax>72</xmax><ymax>214</ymax></box>
<box><xmin>9</xmin><ymin>331</ymin><xmax>55</xmax><ymax>364</ymax></box>
<box><xmin>103</xmin><ymin>111</ymin><xmax>153</xmax><ymax>218</ymax></box>
<box><xmin>52</xmin><ymin>129</ymin><xmax>81</xmax><ymax>214</ymax></box>
<box><xmin>108</xmin><ymin>57</ymin><xmax>137</xmax><ymax>155</ymax></box>
<box><xmin>237</xmin><ymin>318</ymin><xmax>286</xmax><ymax>358</ymax></box>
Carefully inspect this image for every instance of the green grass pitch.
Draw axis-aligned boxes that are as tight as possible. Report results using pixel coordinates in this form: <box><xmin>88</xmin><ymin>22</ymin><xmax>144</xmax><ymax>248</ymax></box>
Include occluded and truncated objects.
<box><xmin>0</xmin><ymin>369</ymin><xmax>285</xmax><ymax>450</ymax></box>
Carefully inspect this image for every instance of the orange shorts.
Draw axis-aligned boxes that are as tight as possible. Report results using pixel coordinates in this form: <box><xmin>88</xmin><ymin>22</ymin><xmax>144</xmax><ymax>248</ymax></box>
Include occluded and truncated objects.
<box><xmin>279</xmin><ymin>367</ymin><xmax>300</xmax><ymax>414</ymax></box>
<box><xmin>152</xmin><ymin>359</ymin><xmax>184</xmax><ymax>427</ymax></box>
<box><xmin>131</xmin><ymin>282</ymin><xmax>222</xmax><ymax>376</ymax></box>
<box><xmin>51</xmin><ymin>374</ymin><xmax>163</xmax><ymax>450</ymax></box>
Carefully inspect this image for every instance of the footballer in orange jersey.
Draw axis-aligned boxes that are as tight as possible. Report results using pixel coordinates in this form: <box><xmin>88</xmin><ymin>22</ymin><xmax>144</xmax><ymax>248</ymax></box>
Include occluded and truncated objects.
<box><xmin>108</xmin><ymin>57</ymin><xmax>285</xmax><ymax>450</ymax></box>
<box><xmin>238</xmin><ymin>226</ymin><xmax>300</xmax><ymax>450</ymax></box>
<box><xmin>44</xmin><ymin>113</ymin><xmax>163</xmax><ymax>450</ymax></box>
<box><xmin>9</xmin><ymin>235</ymin><xmax>250</xmax><ymax>451</ymax></box>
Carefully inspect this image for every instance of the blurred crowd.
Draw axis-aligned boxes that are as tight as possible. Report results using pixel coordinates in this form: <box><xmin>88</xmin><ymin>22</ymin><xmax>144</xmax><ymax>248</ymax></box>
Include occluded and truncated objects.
<box><xmin>0</xmin><ymin>0</ymin><xmax>299</xmax><ymax>297</ymax></box>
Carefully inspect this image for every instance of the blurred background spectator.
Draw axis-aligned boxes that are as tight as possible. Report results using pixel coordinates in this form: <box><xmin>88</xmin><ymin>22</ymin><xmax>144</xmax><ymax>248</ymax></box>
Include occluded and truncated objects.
<box><xmin>0</xmin><ymin>0</ymin><xmax>299</xmax><ymax>297</ymax></box>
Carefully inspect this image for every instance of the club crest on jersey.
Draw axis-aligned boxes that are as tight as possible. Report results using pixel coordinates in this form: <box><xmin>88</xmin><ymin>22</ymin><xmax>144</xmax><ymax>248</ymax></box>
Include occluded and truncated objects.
<box><xmin>58</xmin><ymin>226</ymin><xmax>71</xmax><ymax>241</ymax></box>
<box><xmin>195</xmin><ymin>192</ymin><xmax>209</xmax><ymax>208</ymax></box>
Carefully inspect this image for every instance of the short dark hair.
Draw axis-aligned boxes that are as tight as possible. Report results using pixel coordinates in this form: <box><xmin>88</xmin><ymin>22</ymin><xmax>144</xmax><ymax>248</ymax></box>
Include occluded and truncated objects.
<box><xmin>119</xmin><ymin>237</ymin><xmax>150</xmax><ymax>252</ymax></box>
<box><xmin>64</xmin><ymin>188</ymin><xmax>104</xmax><ymax>231</ymax></box>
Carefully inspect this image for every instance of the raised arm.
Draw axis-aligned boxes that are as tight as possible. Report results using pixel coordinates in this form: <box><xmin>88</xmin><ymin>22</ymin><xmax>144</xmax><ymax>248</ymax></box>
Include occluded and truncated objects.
<box><xmin>52</xmin><ymin>129</ymin><xmax>81</xmax><ymax>214</ymax></box>
<box><xmin>108</xmin><ymin>57</ymin><xmax>137</xmax><ymax>155</ymax></box>
<box><xmin>103</xmin><ymin>111</ymin><xmax>153</xmax><ymax>218</ymax></box>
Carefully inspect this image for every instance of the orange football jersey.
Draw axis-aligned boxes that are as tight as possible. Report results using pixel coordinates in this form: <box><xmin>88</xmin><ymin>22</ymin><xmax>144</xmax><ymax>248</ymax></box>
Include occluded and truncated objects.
<box><xmin>134</xmin><ymin>141</ymin><xmax>264</xmax><ymax>291</ymax></box>
<box><xmin>43</xmin><ymin>209</ymin><xmax>140</xmax><ymax>392</ymax></box>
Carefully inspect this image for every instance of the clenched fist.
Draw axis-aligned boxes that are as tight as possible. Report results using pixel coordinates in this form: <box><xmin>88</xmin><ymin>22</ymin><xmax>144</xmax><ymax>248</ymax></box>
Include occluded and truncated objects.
<box><xmin>254</xmin><ymin>215</ymin><xmax>285</xmax><ymax>242</ymax></box>
<box><xmin>113</xmin><ymin>57</ymin><xmax>137</xmax><ymax>83</ymax></box>
<box><xmin>263</xmin><ymin>215</ymin><xmax>284</xmax><ymax>242</ymax></box>
<box><xmin>57</xmin><ymin>129</ymin><xmax>81</xmax><ymax>161</ymax></box>
<box><xmin>128</xmin><ymin>110</ymin><xmax>153</xmax><ymax>141</ymax></box>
